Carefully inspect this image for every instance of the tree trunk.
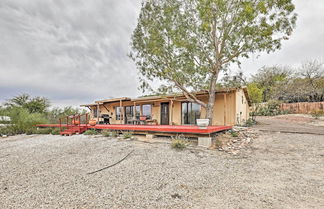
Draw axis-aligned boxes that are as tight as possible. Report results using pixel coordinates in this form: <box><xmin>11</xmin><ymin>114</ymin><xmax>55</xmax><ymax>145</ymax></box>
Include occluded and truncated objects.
<box><xmin>206</xmin><ymin>72</ymin><xmax>218</xmax><ymax>125</ymax></box>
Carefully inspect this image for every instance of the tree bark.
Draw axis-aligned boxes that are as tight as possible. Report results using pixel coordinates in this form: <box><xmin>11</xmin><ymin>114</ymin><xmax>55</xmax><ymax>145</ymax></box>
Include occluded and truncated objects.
<box><xmin>206</xmin><ymin>72</ymin><xmax>219</xmax><ymax>125</ymax></box>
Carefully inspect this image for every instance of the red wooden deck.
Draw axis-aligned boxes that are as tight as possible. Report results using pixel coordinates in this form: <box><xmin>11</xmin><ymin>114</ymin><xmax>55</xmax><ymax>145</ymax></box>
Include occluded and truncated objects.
<box><xmin>37</xmin><ymin>124</ymin><xmax>232</xmax><ymax>135</ymax></box>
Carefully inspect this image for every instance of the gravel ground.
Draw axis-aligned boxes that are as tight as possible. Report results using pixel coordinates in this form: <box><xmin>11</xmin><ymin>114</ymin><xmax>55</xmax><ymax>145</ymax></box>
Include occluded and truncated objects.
<box><xmin>0</xmin><ymin>127</ymin><xmax>324</xmax><ymax>208</ymax></box>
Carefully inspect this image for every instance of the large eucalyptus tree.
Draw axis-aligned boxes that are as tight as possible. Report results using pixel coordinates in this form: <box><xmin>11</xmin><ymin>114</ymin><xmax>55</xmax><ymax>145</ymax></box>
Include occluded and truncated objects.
<box><xmin>130</xmin><ymin>0</ymin><xmax>297</xmax><ymax>124</ymax></box>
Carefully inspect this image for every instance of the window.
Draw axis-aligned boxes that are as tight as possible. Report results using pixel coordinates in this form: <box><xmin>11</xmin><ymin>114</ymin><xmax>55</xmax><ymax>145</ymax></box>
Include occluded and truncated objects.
<box><xmin>93</xmin><ymin>107</ymin><xmax>97</xmax><ymax>118</ymax></box>
<box><xmin>181</xmin><ymin>102</ymin><xmax>201</xmax><ymax>125</ymax></box>
<box><xmin>125</xmin><ymin>106</ymin><xmax>134</xmax><ymax>119</ymax></box>
<box><xmin>135</xmin><ymin>105</ymin><xmax>141</xmax><ymax>119</ymax></box>
<box><xmin>142</xmin><ymin>104</ymin><xmax>152</xmax><ymax>119</ymax></box>
<box><xmin>115</xmin><ymin>107</ymin><xmax>122</xmax><ymax>120</ymax></box>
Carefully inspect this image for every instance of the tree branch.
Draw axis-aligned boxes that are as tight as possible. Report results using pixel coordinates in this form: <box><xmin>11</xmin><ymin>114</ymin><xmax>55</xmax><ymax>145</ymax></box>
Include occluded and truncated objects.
<box><xmin>172</xmin><ymin>80</ymin><xmax>207</xmax><ymax>108</ymax></box>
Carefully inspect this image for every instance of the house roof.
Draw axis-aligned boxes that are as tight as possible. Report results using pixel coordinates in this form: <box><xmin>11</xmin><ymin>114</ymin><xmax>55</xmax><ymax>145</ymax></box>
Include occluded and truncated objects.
<box><xmin>81</xmin><ymin>87</ymin><xmax>251</xmax><ymax>107</ymax></box>
<box><xmin>95</xmin><ymin>97</ymin><xmax>131</xmax><ymax>104</ymax></box>
<box><xmin>80</xmin><ymin>103</ymin><xmax>97</xmax><ymax>107</ymax></box>
<box><xmin>131</xmin><ymin>88</ymin><xmax>240</xmax><ymax>102</ymax></box>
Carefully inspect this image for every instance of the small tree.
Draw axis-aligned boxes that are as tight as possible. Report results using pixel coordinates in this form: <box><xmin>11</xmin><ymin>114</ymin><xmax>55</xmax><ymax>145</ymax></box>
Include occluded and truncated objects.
<box><xmin>131</xmin><ymin>0</ymin><xmax>297</xmax><ymax>124</ymax></box>
<box><xmin>5</xmin><ymin>94</ymin><xmax>50</xmax><ymax>114</ymax></box>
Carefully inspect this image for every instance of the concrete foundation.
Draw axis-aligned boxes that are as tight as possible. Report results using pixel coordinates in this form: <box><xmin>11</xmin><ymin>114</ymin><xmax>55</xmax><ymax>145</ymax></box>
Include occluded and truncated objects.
<box><xmin>198</xmin><ymin>137</ymin><xmax>212</xmax><ymax>148</ymax></box>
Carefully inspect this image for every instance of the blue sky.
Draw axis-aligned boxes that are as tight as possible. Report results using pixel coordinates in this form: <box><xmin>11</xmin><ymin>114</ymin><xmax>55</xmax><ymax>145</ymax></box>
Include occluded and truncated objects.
<box><xmin>0</xmin><ymin>0</ymin><xmax>323</xmax><ymax>107</ymax></box>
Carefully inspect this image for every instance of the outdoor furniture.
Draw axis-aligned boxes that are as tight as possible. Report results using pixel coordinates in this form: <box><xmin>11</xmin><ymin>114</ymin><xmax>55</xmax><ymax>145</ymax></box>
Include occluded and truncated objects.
<box><xmin>146</xmin><ymin>119</ymin><xmax>158</xmax><ymax>125</ymax></box>
<box><xmin>139</xmin><ymin>116</ymin><xmax>147</xmax><ymax>125</ymax></box>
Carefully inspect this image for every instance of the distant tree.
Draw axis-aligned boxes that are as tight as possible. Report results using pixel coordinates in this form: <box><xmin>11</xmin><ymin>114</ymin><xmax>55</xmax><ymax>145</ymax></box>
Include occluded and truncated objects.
<box><xmin>299</xmin><ymin>60</ymin><xmax>324</xmax><ymax>102</ymax></box>
<box><xmin>251</xmin><ymin>66</ymin><xmax>292</xmax><ymax>102</ymax></box>
<box><xmin>131</xmin><ymin>0</ymin><xmax>297</xmax><ymax>124</ymax></box>
<box><xmin>5</xmin><ymin>94</ymin><xmax>50</xmax><ymax>114</ymax></box>
<box><xmin>247</xmin><ymin>83</ymin><xmax>263</xmax><ymax>104</ymax></box>
<box><xmin>46</xmin><ymin>107</ymin><xmax>87</xmax><ymax>123</ymax></box>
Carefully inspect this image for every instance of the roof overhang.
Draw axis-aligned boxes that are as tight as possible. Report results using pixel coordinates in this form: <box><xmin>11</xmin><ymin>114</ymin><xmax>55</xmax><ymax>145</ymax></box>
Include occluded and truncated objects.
<box><xmin>95</xmin><ymin>97</ymin><xmax>131</xmax><ymax>104</ymax></box>
<box><xmin>80</xmin><ymin>104</ymin><xmax>97</xmax><ymax>107</ymax></box>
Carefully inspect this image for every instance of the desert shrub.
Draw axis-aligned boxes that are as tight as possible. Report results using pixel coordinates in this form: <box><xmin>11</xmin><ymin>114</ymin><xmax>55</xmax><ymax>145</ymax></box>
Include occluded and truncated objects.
<box><xmin>3</xmin><ymin>107</ymin><xmax>48</xmax><ymax>135</ymax></box>
<box><xmin>243</xmin><ymin>118</ymin><xmax>256</xmax><ymax>127</ymax></box>
<box><xmin>171</xmin><ymin>135</ymin><xmax>187</xmax><ymax>150</ymax></box>
<box><xmin>34</xmin><ymin>128</ymin><xmax>53</xmax><ymax>135</ymax></box>
<box><xmin>230</xmin><ymin>131</ymin><xmax>239</xmax><ymax>137</ymax></box>
<box><xmin>311</xmin><ymin>110</ymin><xmax>324</xmax><ymax>119</ymax></box>
<box><xmin>110</xmin><ymin>131</ymin><xmax>119</xmax><ymax>137</ymax></box>
<box><xmin>214</xmin><ymin>139</ymin><xmax>223</xmax><ymax>148</ymax></box>
<box><xmin>51</xmin><ymin>129</ymin><xmax>61</xmax><ymax>135</ymax></box>
<box><xmin>122</xmin><ymin>131</ymin><xmax>133</xmax><ymax>139</ymax></box>
<box><xmin>25</xmin><ymin>128</ymin><xmax>37</xmax><ymax>135</ymax></box>
<box><xmin>0</xmin><ymin>126</ymin><xmax>16</xmax><ymax>136</ymax></box>
<box><xmin>84</xmin><ymin>129</ymin><xmax>98</xmax><ymax>135</ymax></box>
<box><xmin>102</xmin><ymin>130</ymin><xmax>111</xmax><ymax>137</ymax></box>
<box><xmin>254</xmin><ymin>100</ymin><xmax>288</xmax><ymax>116</ymax></box>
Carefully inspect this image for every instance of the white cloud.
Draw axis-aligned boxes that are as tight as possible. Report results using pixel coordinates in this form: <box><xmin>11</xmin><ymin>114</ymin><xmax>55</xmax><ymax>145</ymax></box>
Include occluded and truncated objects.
<box><xmin>0</xmin><ymin>0</ymin><xmax>323</xmax><ymax>107</ymax></box>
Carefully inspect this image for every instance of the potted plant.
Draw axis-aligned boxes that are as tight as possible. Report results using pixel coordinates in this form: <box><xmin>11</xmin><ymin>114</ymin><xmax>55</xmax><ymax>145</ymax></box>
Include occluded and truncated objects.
<box><xmin>197</xmin><ymin>119</ymin><xmax>209</xmax><ymax>129</ymax></box>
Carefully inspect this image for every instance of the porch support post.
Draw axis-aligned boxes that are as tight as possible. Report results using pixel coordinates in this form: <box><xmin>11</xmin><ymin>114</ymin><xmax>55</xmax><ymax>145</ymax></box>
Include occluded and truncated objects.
<box><xmin>97</xmin><ymin>103</ymin><xmax>100</xmax><ymax>122</ymax></box>
<box><xmin>223</xmin><ymin>94</ymin><xmax>227</xmax><ymax>126</ymax></box>
<box><xmin>120</xmin><ymin>100</ymin><xmax>123</xmax><ymax>124</ymax></box>
<box><xmin>170</xmin><ymin>99</ymin><xmax>173</xmax><ymax>125</ymax></box>
<box><xmin>133</xmin><ymin>102</ymin><xmax>136</xmax><ymax>119</ymax></box>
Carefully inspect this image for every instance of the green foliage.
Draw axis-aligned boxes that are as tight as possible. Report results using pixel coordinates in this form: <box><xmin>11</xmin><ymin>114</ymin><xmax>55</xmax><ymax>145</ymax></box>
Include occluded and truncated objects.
<box><xmin>4</xmin><ymin>94</ymin><xmax>50</xmax><ymax>114</ymax></box>
<box><xmin>244</xmin><ymin>118</ymin><xmax>256</xmax><ymax>127</ymax></box>
<box><xmin>34</xmin><ymin>128</ymin><xmax>53</xmax><ymax>135</ymax></box>
<box><xmin>83</xmin><ymin>129</ymin><xmax>99</xmax><ymax>135</ymax></box>
<box><xmin>122</xmin><ymin>132</ymin><xmax>133</xmax><ymax>139</ymax></box>
<box><xmin>251</xmin><ymin>66</ymin><xmax>292</xmax><ymax>102</ymax></box>
<box><xmin>102</xmin><ymin>130</ymin><xmax>119</xmax><ymax>137</ymax></box>
<box><xmin>0</xmin><ymin>127</ymin><xmax>16</xmax><ymax>136</ymax></box>
<box><xmin>247</xmin><ymin>83</ymin><xmax>263</xmax><ymax>104</ymax></box>
<box><xmin>46</xmin><ymin>106</ymin><xmax>87</xmax><ymax>124</ymax></box>
<box><xmin>1</xmin><ymin>107</ymin><xmax>49</xmax><ymax>135</ymax></box>
<box><xmin>230</xmin><ymin>131</ymin><xmax>239</xmax><ymax>137</ymax></box>
<box><xmin>171</xmin><ymin>135</ymin><xmax>187</xmax><ymax>150</ymax></box>
<box><xmin>51</xmin><ymin>129</ymin><xmax>61</xmax><ymax>135</ymax></box>
<box><xmin>311</xmin><ymin>110</ymin><xmax>324</xmax><ymax>119</ymax></box>
<box><xmin>131</xmin><ymin>0</ymin><xmax>297</xmax><ymax>96</ymax></box>
<box><xmin>254</xmin><ymin>100</ymin><xmax>288</xmax><ymax>116</ymax></box>
<box><xmin>102</xmin><ymin>130</ymin><xmax>111</xmax><ymax>137</ymax></box>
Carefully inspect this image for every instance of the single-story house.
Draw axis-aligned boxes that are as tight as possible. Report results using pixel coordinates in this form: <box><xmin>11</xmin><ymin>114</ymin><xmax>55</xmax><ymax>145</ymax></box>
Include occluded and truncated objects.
<box><xmin>81</xmin><ymin>87</ymin><xmax>251</xmax><ymax>126</ymax></box>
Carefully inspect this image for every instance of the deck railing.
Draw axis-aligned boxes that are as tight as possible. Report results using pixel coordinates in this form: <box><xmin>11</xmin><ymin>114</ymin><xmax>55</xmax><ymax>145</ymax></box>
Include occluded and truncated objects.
<box><xmin>59</xmin><ymin>113</ymin><xmax>89</xmax><ymax>132</ymax></box>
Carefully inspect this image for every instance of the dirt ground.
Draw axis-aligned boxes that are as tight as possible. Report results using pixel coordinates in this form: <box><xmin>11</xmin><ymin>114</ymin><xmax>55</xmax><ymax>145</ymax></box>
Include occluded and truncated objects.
<box><xmin>0</xmin><ymin>115</ymin><xmax>323</xmax><ymax>209</ymax></box>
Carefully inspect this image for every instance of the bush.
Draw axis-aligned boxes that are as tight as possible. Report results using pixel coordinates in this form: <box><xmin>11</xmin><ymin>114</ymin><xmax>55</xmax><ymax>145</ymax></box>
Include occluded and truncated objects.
<box><xmin>110</xmin><ymin>131</ymin><xmax>119</xmax><ymax>138</ymax></box>
<box><xmin>35</xmin><ymin>128</ymin><xmax>53</xmax><ymax>135</ymax></box>
<box><xmin>51</xmin><ymin>129</ymin><xmax>61</xmax><ymax>135</ymax></box>
<box><xmin>311</xmin><ymin>110</ymin><xmax>324</xmax><ymax>119</ymax></box>
<box><xmin>244</xmin><ymin>118</ymin><xmax>256</xmax><ymax>127</ymax></box>
<box><xmin>102</xmin><ymin>130</ymin><xmax>119</xmax><ymax>137</ymax></box>
<box><xmin>253</xmin><ymin>100</ymin><xmax>288</xmax><ymax>116</ymax></box>
<box><xmin>214</xmin><ymin>139</ymin><xmax>223</xmax><ymax>148</ymax></box>
<box><xmin>1</xmin><ymin>107</ymin><xmax>49</xmax><ymax>135</ymax></box>
<box><xmin>230</xmin><ymin>131</ymin><xmax>239</xmax><ymax>137</ymax></box>
<box><xmin>0</xmin><ymin>126</ymin><xmax>16</xmax><ymax>136</ymax></box>
<box><xmin>122</xmin><ymin>131</ymin><xmax>133</xmax><ymax>139</ymax></box>
<box><xmin>171</xmin><ymin>135</ymin><xmax>187</xmax><ymax>150</ymax></box>
<box><xmin>84</xmin><ymin>129</ymin><xmax>98</xmax><ymax>135</ymax></box>
<box><xmin>102</xmin><ymin>130</ymin><xmax>111</xmax><ymax>137</ymax></box>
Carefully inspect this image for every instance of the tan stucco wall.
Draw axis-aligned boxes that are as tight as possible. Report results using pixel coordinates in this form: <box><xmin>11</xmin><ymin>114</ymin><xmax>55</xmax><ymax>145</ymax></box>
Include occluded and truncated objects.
<box><xmin>89</xmin><ymin>90</ymin><xmax>249</xmax><ymax>126</ymax></box>
<box><xmin>235</xmin><ymin>89</ymin><xmax>250</xmax><ymax>125</ymax></box>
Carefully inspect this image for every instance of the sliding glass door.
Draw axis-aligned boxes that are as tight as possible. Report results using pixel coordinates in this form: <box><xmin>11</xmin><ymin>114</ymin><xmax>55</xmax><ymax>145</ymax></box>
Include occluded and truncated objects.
<box><xmin>181</xmin><ymin>102</ymin><xmax>201</xmax><ymax>125</ymax></box>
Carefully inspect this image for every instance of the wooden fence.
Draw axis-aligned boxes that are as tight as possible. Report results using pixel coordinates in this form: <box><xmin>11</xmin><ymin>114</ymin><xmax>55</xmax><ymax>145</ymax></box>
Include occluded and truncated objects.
<box><xmin>280</xmin><ymin>102</ymin><xmax>324</xmax><ymax>114</ymax></box>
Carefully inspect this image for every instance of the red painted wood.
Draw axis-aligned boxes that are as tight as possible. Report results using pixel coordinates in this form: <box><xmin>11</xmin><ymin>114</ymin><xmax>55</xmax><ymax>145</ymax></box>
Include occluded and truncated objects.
<box><xmin>37</xmin><ymin>124</ymin><xmax>232</xmax><ymax>134</ymax></box>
